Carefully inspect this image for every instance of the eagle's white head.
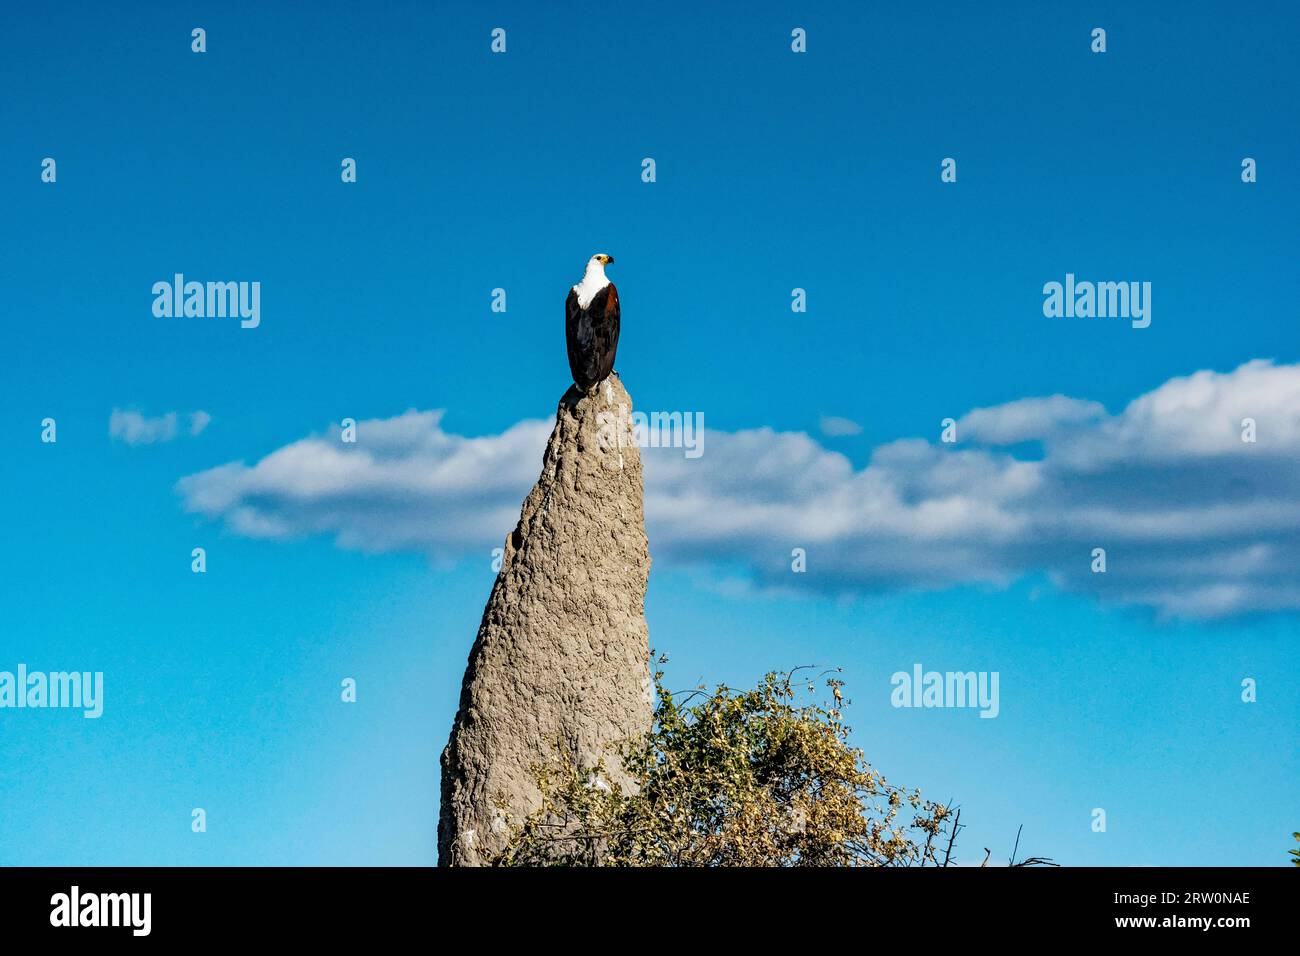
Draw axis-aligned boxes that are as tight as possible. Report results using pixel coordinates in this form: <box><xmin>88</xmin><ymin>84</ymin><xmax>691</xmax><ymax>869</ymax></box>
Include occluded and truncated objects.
<box><xmin>574</xmin><ymin>253</ymin><xmax>615</xmax><ymax>307</ymax></box>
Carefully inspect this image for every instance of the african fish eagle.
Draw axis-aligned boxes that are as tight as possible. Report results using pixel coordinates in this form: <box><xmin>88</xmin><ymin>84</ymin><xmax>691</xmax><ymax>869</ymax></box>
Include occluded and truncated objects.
<box><xmin>565</xmin><ymin>253</ymin><xmax>620</xmax><ymax>391</ymax></box>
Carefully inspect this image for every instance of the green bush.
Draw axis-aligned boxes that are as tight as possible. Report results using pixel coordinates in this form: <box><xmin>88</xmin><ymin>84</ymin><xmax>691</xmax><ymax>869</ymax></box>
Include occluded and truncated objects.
<box><xmin>494</xmin><ymin>657</ymin><xmax>955</xmax><ymax>867</ymax></box>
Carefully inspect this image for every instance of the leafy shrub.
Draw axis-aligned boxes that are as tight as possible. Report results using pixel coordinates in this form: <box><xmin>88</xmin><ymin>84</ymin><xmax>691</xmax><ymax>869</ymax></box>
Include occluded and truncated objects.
<box><xmin>494</xmin><ymin>657</ymin><xmax>955</xmax><ymax>867</ymax></box>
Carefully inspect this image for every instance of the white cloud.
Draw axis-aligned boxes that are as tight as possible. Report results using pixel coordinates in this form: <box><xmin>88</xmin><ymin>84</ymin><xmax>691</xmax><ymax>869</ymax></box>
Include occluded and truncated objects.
<box><xmin>957</xmin><ymin>395</ymin><xmax>1104</xmax><ymax>445</ymax></box>
<box><xmin>176</xmin><ymin>361</ymin><xmax>1300</xmax><ymax>620</ymax></box>
<box><xmin>110</xmin><ymin>409</ymin><xmax>178</xmax><ymax>445</ymax></box>
<box><xmin>1056</xmin><ymin>359</ymin><xmax>1300</xmax><ymax>468</ymax></box>
<box><xmin>177</xmin><ymin>410</ymin><xmax>551</xmax><ymax>553</ymax></box>
<box><xmin>819</xmin><ymin>415</ymin><xmax>863</xmax><ymax>437</ymax></box>
<box><xmin>111</xmin><ymin>408</ymin><xmax>212</xmax><ymax>445</ymax></box>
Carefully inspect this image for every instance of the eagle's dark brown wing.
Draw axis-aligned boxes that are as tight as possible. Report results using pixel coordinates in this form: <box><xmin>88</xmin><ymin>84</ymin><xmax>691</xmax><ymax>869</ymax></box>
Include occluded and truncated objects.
<box><xmin>565</xmin><ymin>288</ymin><xmax>587</xmax><ymax>386</ymax></box>
<box><xmin>593</xmin><ymin>283</ymin><xmax>620</xmax><ymax>383</ymax></box>
<box><xmin>565</xmin><ymin>283</ymin><xmax>621</xmax><ymax>390</ymax></box>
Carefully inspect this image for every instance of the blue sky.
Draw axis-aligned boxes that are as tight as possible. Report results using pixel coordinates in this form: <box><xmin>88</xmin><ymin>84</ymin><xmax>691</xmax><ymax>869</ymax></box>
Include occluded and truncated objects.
<box><xmin>2</xmin><ymin>1</ymin><xmax>1296</xmax><ymax>865</ymax></box>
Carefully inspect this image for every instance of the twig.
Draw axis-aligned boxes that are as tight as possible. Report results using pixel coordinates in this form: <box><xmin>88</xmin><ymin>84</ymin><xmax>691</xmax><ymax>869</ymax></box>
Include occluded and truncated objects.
<box><xmin>942</xmin><ymin>806</ymin><xmax>962</xmax><ymax>867</ymax></box>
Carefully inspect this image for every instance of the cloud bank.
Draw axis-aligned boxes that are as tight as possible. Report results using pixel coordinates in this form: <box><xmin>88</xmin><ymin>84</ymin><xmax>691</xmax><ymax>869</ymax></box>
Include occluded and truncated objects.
<box><xmin>177</xmin><ymin>411</ymin><xmax>551</xmax><ymax>552</ymax></box>
<box><xmin>177</xmin><ymin>360</ymin><xmax>1300</xmax><ymax>620</ymax></box>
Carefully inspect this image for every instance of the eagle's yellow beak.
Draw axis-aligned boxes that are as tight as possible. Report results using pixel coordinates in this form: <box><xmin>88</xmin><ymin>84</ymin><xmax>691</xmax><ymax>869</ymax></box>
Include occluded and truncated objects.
<box><xmin>598</xmin><ymin>254</ymin><xmax>614</xmax><ymax>265</ymax></box>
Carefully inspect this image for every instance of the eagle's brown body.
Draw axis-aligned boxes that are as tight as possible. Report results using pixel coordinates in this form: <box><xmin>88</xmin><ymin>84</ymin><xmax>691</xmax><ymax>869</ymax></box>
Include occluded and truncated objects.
<box><xmin>565</xmin><ymin>283</ymin><xmax>620</xmax><ymax>391</ymax></box>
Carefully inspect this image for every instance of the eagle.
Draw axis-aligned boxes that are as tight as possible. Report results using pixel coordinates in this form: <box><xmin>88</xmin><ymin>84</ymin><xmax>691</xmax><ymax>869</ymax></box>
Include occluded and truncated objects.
<box><xmin>565</xmin><ymin>253</ymin><xmax>620</xmax><ymax>391</ymax></box>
